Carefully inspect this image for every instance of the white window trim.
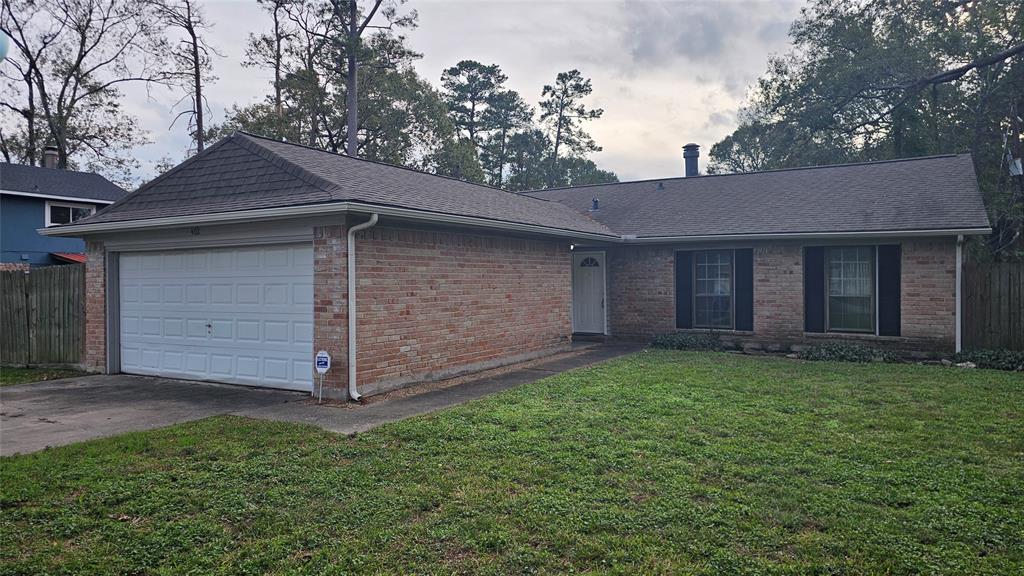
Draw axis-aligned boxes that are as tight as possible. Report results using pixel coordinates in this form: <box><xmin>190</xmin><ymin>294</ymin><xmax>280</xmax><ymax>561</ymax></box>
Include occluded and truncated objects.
<box><xmin>45</xmin><ymin>200</ymin><xmax>96</xmax><ymax>227</ymax></box>
<box><xmin>824</xmin><ymin>245</ymin><xmax>876</xmax><ymax>334</ymax></box>
<box><xmin>693</xmin><ymin>249</ymin><xmax>736</xmax><ymax>330</ymax></box>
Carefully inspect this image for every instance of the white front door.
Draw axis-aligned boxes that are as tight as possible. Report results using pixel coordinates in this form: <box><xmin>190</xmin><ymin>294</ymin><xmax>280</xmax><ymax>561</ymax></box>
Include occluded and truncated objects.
<box><xmin>118</xmin><ymin>243</ymin><xmax>314</xmax><ymax>391</ymax></box>
<box><xmin>572</xmin><ymin>251</ymin><xmax>606</xmax><ymax>334</ymax></box>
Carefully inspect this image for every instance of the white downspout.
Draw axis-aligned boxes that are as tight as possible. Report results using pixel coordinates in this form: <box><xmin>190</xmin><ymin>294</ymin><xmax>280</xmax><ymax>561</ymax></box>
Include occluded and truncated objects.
<box><xmin>955</xmin><ymin>234</ymin><xmax>963</xmax><ymax>353</ymax></box>
<box><xmin>347</xmin><ymin>213</ymin><xmax>379</xmax><ymax>401</ymax></box>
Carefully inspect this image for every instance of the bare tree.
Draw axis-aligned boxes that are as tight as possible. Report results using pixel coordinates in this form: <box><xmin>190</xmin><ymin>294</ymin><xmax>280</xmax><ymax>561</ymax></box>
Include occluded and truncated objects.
<box><xmin>0</xmin><ymin>0</ymin><xmax>169</xmax><ymax>180</ymax></box>
<box><xmin>152</xmin><ymin>0</ymin><xmax>221</xmax><ymax>153</ymax></box>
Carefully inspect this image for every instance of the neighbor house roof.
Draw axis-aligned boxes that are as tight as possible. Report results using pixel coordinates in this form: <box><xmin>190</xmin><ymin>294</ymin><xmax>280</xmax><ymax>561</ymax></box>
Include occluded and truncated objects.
<box><xmin>48</xmin><ymin>132</ymin><xmax>615</xmax><ymax>239</ymax></box>
<box><xmin>1</xmin><ymin>163</ymin><xmax>127</xmax><ymax>203</ymax></box>
<box><xmin>52</xmin><ymin>252</ymin><xmax>87</xmax><ymax>264</ymax></box>
<box><xmin>524</xmin><ymin>154</ymin><xmax>991</xmax><ymax>239</ymax></box>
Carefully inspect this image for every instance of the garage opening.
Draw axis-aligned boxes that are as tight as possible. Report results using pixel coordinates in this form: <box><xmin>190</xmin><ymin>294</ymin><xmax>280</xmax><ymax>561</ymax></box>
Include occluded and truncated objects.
<box><xmin>117</xmin><ymin>243</ymin><xmax>314</xmax><ymax>391</ymax></box>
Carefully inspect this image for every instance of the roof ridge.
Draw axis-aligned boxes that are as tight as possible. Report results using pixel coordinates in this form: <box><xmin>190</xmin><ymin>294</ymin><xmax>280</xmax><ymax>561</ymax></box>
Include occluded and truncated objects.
<box><xmin>234</xmin><ymin>130</ymin><xmax>565</xmax><ymax>207</ymax></box>
<box><xmin>526</xmin><ymin>152</ymin><xmax>970</xmax><ymax>194</ymax></box>
<box><xmin>1</xmin><ymin>161</ymin><xmax>121</xmax><ymax>182</ymax></box>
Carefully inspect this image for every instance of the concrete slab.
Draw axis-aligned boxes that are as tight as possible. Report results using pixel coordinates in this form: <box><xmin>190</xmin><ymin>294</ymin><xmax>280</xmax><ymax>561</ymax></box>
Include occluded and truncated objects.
<box><xmin>1</xmin><ymin>343</ymin><xmax>642</xmax><ymax>455</ymax></box>
<box><xmin>0</xmin><ymin>375</ymin><xmax>302</xmax><ymax>455</ymax></box>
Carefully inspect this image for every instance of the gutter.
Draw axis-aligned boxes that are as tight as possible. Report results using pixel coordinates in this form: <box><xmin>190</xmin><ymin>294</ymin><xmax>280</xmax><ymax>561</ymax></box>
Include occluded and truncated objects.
<box><xmin>620</xmin><ymin>228</ymin><xmax>993</xmax><ymax>243</ymax></box>
<box><xmin>2</xmin><ymin>189</ymin><xmax>117</xmax><ymax>204</ymax></box>
<box><xmin>347</xmin><ymin>213</ymin><xmax>379</xmax><ymax>401</ymax></box>
<box><xmin>38</xmin><ymin>201</ymin><xmax>990</xmax><ymax>245</ymax></box>
<box><xmin>37</xmin><ymin>201</ymin><xmax>617</xmax><ymax>243</ymax></box>
<box><xmin>955</xmin><ymin>234</ymin><xmax>964</xmax><ymax>353</ymax></box>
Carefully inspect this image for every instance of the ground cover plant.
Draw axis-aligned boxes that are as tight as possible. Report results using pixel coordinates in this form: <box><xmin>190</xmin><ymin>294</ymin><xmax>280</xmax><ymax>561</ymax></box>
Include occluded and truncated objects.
<box><xmin>2</xmin><ymin>351</ymin><xmax>1022</xmax><ymax>574</ymax></box>
<box><xmin>0</xmin><ymin>367</ymin><xmax>87</xmax><ymax>387</ymax></box>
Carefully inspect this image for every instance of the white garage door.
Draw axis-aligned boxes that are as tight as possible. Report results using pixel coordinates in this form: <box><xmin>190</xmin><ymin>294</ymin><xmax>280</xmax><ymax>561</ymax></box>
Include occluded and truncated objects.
<box><xmin>119</xmin><ymin>243</ymin><xmax>314</xmax><ymax>391</ymax></box>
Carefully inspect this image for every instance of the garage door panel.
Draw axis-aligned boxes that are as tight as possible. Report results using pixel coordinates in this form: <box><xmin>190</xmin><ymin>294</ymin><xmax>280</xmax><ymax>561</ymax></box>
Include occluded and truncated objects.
<box><xmin>119</xmin><ymin>243</ymin><xmax>313</xmax><ymax>391</ymax></box>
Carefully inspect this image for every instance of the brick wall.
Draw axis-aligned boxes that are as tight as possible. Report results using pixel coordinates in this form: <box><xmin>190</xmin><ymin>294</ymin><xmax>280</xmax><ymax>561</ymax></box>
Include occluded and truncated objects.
<box><xmin>0</xmin><ymin>262</ymin><xmax>30</xmax><ymax>272</ymax></box>
<box><xmin>901</xmin><ymin>238</ymin><xmax>956</xmax><ymax>348</ymax></box>
<box><xmin>753</xmin><ymin>244</ymin><xmax>804</xmax><ymax>339</ymax></box>
<box><xmin>604</xmin><ymin>239</ymin><xmax>958</xmax><ymax>353</ymax></box>
<box><xmin>83</xmin><ymin>240</ymin><xmax>106</xmax><ymax>372</ymax></box>
<box><xmin>313</xmin><ymin>224</ymin><xmax>348</xmax><ymax>392</ymax></box>
<box><xmin>606</xmin><ymin>246</ymin><xmax>675</xmax><ymax>338</ymax></box>
<box><xmin>353</xmin><ymin>225</ymin><xmax>572</xmax><ymax>396</ymax></box>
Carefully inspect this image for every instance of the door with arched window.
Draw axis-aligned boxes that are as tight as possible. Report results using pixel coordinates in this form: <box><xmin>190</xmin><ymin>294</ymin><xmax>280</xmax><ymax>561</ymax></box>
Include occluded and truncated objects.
<box><xmin>572</xmin><ymin>252</ymin><xmax>606</xmax><ymax>334</ymax></box>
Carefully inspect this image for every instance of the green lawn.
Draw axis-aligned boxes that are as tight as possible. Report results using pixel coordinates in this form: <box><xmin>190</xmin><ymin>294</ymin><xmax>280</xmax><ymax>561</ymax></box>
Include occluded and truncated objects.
<box><xmin>0</xmin><ymin>367</ymin><xmax>87</xmax><ymax>387</ymax></box>
<box><xmin>2</xmin><ymin>351</ymin><xmax>1022</xmax><ymax>575</ymax></box>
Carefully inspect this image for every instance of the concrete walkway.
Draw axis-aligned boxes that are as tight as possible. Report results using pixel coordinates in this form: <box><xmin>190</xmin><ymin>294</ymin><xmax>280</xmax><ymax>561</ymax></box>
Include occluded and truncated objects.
<box><xmin>1</xmin><ymin>344</ymin><xmax>641</xmax><ymax>455</ymax></box>
<box><xmin>243</xmin><ymin>343</ymin><xmax>643</xmax><ymax>434</ymax></box>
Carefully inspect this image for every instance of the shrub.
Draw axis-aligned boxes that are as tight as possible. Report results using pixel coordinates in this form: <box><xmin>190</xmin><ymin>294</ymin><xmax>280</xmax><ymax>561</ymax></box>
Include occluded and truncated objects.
<box><xmin>651</xmin><ymin>332</ymin><xmax>725</xmax><ymax>351</ymax></box>
<box><xmin>952</xmin><ymin>349</ymin><xmax>1024</xmax><ymax>371</ymax></box>
<box><xmin>797</xmin><ymin>343</ymin><xmax>898</xmax><ymax>363</ymax></box>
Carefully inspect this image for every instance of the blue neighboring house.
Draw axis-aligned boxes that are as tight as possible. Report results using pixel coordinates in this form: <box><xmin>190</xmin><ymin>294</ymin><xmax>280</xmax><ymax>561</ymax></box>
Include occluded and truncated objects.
<box><xmin>1</xmin><ymin>161</ymin><xmax>127</xmax><ymax>267</ymax></box>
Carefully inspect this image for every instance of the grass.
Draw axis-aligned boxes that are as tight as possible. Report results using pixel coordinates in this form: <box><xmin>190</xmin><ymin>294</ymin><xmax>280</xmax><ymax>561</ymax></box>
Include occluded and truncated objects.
<box><xmin>1</xmin><ymin>351</ymin><xmax>1022</xmax><ymax>575</ymax></box>
<box><xmin>0</xmin><ymin>366</ymin><xmax>87</xmax><ymax>387</ymax></box>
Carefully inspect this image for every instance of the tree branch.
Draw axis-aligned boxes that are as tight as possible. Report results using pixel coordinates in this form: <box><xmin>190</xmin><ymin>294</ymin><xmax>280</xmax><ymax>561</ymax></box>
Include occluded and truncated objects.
<box><xmin>875</xmin><ymin>42</ymin><xmax>1024</xmax><ymax>91</ymax></box>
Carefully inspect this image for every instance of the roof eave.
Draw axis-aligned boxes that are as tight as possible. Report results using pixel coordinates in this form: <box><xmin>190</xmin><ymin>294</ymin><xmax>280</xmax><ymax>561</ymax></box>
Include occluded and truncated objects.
<box><xmin>620</xmin><ymin>227</ymin><xmax>993</xmax><ymax>243</ymax></box>
<box><xmin>1</xmin><ymin>189</ymin><xmax>118</xmax><ymax>204</ymax></box>
<box><xmin>37</xmin><ymin>201</ymin><xmax>617</xmax><ymax>242</ymax></box>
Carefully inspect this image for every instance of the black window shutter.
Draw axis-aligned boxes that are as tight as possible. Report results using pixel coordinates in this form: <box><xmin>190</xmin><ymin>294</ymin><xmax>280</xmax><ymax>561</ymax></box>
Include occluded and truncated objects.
<box><xmin>675</xmin><ymin>251</ymin><xmax>693</xmax><ymax>329</ymax></box>
<box><xmin>877</xmin><ymin>244</ymin><xmax>901</xmax><ymax>336</ymax></box>
<box><xmin>804</xmin><ymin>246</ymin><xmax>825</xmax><ymax>333</ymax></box>
<box><xmin>734</xmin><ymin>248</ymin><xmax>754</xmax><ymax>331</ymax></box>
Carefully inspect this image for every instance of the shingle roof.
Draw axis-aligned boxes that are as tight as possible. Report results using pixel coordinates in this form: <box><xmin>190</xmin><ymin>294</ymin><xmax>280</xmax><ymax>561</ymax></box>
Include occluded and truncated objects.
<box><xmin>1</xmin><ymin>163</ymin><xmax>127</xmax><ymax>203</ymax></box>
<box><xmin>73</xmin><ymin>132</ymin><xmax>615</xmax><ymax>237</ymax></box>
<box><xmin>524</xmin><ymin>154</ymin><xmax>990</xmax><ymax>237</ymax></box>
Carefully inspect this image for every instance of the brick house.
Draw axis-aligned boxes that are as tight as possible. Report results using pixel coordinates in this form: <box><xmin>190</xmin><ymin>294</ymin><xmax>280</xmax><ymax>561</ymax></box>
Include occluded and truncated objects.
<box><xmin>43</xmin><ymin>133</ymin><xmax>990</xmax><ymax>399</ymax></box>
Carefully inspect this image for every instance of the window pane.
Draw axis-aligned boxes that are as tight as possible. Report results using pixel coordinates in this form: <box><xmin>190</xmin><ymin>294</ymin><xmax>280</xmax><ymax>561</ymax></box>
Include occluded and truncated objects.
<box><xmin>71</xmin><ymin>207</ymin><xmax>93</xmax><ymax>222</ymax></box>
<box><xmin>829</xmin><ymin>296</ymin><xmax>873</xmax><ymax>331</ymax></box>
<box><xmin>695</xmin><ymin>295</ymin><xmax>731</xmax><ymax>328</ymax></box>
<box><xmin>827</xmin><ymin>247</ymin><xmax>874</xmax><ymax>331</ymax></box>
<box><xmin>49</xmin><ymin>205</ymin><xmax>71</xmax><ymax>224</ymax></box>
<box><xmin>694</xmin><ymin>250</ymin><xmax>732</xmax><ymax>328</ymax></box>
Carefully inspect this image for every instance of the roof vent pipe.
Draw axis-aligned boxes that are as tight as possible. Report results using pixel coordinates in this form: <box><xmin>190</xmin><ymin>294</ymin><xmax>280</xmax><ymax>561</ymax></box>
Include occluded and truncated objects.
<box><xmin>43</xmin><ymin>146</ymin><xmax>59</xmax><ymax>170</ymax></box>
<box><xmin>683</xmin><ymin>143</ymin><xmax>700</xmax><ymax>177</ymax></box>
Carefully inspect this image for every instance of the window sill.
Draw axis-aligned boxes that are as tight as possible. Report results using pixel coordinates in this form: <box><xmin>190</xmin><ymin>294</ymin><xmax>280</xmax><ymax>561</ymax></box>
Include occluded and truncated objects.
<box><xmin>804</xmin><ymin>332</ymin><xmax>906</xmax><ymax>342</ymax></box>
<box><xmin>676</xmin><ymin>328</ymin><xmax>755</xmax><ymax>336</ymax></box>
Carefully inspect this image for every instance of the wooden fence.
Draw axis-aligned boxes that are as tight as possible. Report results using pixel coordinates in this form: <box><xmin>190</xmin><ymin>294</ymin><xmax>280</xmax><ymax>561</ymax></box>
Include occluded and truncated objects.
<box><xmin>963</xmin><ymin>262</ymin><xmax>1024</xmax><ymax>351</ymax></box>
<box><xmin>1</xmin><ymin>264</ymin><xmax>85</xmax><ymax>366</ymax></box>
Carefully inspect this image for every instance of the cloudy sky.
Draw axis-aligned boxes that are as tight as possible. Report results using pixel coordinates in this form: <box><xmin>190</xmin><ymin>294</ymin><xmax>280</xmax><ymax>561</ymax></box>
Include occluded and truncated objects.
<box><xmin>126</xmin><ymin>0</ymin><xmax>803</xmax><ymax>183</ymax></box>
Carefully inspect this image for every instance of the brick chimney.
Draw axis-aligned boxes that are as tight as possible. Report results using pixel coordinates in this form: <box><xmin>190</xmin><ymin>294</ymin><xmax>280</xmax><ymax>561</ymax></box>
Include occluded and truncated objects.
<box><xmin>42</xmin><ymin>146</ymin><xmax>59</xmax><ymax>169</ymax></box>
<box><xmin>683</xmin><ymin>143</ymin><xmax>699</xmax><ymax>177</ymax></box>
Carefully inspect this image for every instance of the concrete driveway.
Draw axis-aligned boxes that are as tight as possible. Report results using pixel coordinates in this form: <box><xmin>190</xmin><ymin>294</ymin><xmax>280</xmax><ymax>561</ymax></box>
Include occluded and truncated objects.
<box><xmin>1</xmin><ymin>344</ymin><xmax>642</xmax><ymax>456</ymax></box>
<box><xmin>1</xmin><ymin>376</ymin><xmax>304</xmax><ymax>455</ymax></box>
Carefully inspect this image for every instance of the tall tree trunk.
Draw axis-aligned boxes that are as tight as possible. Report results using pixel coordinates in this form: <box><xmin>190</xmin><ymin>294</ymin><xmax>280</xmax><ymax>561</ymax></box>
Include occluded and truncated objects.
<box><xmin>272</xmin><ymin>1</ymin><xmax>284</xmax><ymax>131</ymax></box>
<box><xmin>547</xmin><ymin>95</ymin><xmax>566</xmax><ymax>186</ymax></box>
<box><xmin>495</xmin><ymin>125</ymin><xmax>508</xmax><ymax>187</ymax></box>
<box><xmin>25</xmin><ymin>77</ymin><xmax>36</xmax><ymax>166</ymax></box>
<box><xmin>190</xmin><ymin>18</ymin><xmax>204</xmax><ymax>152</ymax></box>
<box><xmin>345</xmin><ymin>0</ymin><xmax>359</xmax><ymax>157</ymax></box>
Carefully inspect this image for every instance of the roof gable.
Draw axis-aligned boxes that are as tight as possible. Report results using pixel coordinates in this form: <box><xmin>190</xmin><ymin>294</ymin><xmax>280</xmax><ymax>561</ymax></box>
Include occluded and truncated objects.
<box><xmin>70</xmin><ymin>132</ymin><xmax>614</xmax><ymax>237</ymax></box>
